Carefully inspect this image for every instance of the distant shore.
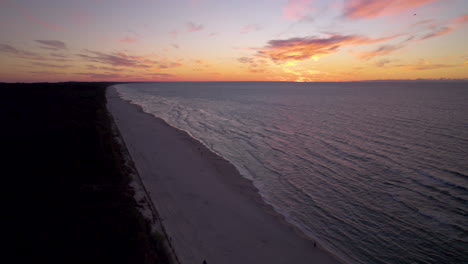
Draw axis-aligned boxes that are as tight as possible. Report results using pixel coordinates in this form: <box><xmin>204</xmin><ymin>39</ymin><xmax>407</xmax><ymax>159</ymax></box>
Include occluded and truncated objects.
<box><xmin>108</xmin><ymin>85</ymin><xmax>343</xmax><ymax>264</ymax></box>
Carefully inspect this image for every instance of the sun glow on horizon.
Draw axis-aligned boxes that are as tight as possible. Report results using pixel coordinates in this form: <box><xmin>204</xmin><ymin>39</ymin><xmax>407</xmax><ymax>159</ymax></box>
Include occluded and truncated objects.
<box><xmin>0</xmin><ymin>0</ymin><xmax>467</xmax><ymax>83</ymax></box>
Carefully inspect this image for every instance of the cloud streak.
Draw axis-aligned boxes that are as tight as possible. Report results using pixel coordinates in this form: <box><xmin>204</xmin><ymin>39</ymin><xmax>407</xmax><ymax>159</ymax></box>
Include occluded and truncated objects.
<box><xmin>356</xmin><ymin>14</ymin><xmax>468</xmax><ymax>60</ymax></box>
<box><xmin>256</xmin><ymin>34</ymin><xmax>398</xmax><ymax>64</ymax></box>
<box><xmin>77</xmin><ymin>50</ymin><xmax>183</xmax><ymax>70</ymax></box>
<box><xmin>119</xmin><ymin>37</ymin><xmax>138</xmax><ymax>43</ymax></box>
<box><xmin>35</xmin><ymin>40</ymin><xmax>67</xmax><ymax>50</ymax></box>
<box><xmin>187</xmin><ymin>22</ymin><xmax>204</xmax><ymax>32</ymax></box>
<box><xmin>396</xmin><ymin>63</ymin><xmax>457</xmax><ymax>71</ymax></box>
<box><xmin>0</xmin><ymin>43</ymin><xmax>39</xmax><ymax>59</ymax></box>
<box><xmin>283</xmin><ymin>0</ymin><xmax>314</xmax><ymax>21</ymax></box>
<box><xmin>240</xmin><ymin>24</ymin><xmax>262</xmax><ymax>34</ymax></box>
<box><xmin>358</xmin><ymin>44</ymin><xmax>404</xmax><ymax>60</ymax></box>
<box><xmin>77</xmin><ymin>50</ymin><xmax>154</xmax><ymax>68</ymax></box>
<box><xmin>4</xmin><ymin>1</ymin><xmax>64</xmax><ymax>31</ymax></box>
<box><xmin>343</xmin><ymin>0</ymin><xmax>437</xmax><ymax>19</ymax></box>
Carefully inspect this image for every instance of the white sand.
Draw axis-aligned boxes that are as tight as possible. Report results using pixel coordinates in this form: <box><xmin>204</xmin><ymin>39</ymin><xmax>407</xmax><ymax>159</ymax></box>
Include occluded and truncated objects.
<box><xmin>107</xmin><ymin>86</ymin><xmax>343</xmax><ymax>264</ymax></box>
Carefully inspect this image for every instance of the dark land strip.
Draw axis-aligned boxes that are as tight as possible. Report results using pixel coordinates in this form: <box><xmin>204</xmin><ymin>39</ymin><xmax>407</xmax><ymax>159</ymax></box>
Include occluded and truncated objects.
<box><xmin>2</xmin><ymin>82</ymin><xmax>172</xmax><ymax>264</ymax></box>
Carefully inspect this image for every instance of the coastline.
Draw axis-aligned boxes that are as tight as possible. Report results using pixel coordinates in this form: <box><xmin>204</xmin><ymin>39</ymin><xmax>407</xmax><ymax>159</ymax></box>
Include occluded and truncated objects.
<box><xmin>106</xmin><ymin>97</ymin><xmax>181</xmax><ymax>264</ymax></box>
<box><xmin>3</xmin><ymin>82</ymin><xmax>171</xmax><ymax>264</ymax></box>
<box><xmin>107</xmin><ymin>85</ymin><xmax>343</xmax><ymax>264</ymax></box>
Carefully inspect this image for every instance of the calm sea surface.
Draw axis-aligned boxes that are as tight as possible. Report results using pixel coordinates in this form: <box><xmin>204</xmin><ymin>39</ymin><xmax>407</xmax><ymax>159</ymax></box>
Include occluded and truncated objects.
<box><xmin>116</xmin><ymin>82</ymin><xmax>468</xmax><ymax>264</ymax></box>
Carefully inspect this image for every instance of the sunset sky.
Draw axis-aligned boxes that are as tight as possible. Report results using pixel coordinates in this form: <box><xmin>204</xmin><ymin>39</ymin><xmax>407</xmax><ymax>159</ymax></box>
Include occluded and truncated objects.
<box><xmin>0</xmin><ymin>0</ymin><xmax>467</xmax><ymax>82</ymax></box>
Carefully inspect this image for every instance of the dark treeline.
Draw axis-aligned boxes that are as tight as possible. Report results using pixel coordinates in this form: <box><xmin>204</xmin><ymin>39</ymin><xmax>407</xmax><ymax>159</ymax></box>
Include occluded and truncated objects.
<box><xmin>2</xmin><ymin>82</ymin><xmax>170</xmax><ymax>264</ymax></box>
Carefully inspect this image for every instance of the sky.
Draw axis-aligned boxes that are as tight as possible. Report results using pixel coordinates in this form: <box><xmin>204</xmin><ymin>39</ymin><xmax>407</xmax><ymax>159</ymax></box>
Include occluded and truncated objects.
<box><xmin>0</xmin><ymin>0</ymin><xmax>467</xmax><ymax>82</ymax></box>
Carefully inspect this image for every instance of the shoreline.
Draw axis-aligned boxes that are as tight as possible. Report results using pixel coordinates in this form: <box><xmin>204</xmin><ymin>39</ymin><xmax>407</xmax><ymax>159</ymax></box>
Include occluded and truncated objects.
<box><xmin>107</xmin><ymin>85</ymin><xmax>343</xmax><ymax>264</ymax></box>
<box><xmin>106</xmin><ymin>101</ymin><xmax>181</xmax><ymax>264</ymax></box>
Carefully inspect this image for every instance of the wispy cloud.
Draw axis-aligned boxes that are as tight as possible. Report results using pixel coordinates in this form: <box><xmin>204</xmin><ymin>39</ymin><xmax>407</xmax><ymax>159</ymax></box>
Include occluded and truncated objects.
<box><xmin>187</xmin><ymin>22</ymin><xmax>204</xmax><ymax>32</ymax></box>
<box><xmin>169</xmin><ymin>30</ymin><xmax>179</xmax><ymax>39</ymax></box>
<box><xmin>256</xmin><ymin>34</ymin><xmax>398</xmax><ymax>65</ymax></box>
<box><xmin>358</xmin><ymin>44</ymin><xmax>404</xmax><ymax>60</ymax></box>
<box><xmin>35</xmin><ymin>40</ymin><xmax>67</xmax><ymax>50</ymax></box>
<box><xmin>76</xmin><ymin>72</ymin><xmax>122</xmax><ymax>79</ymax></box>
<box><xmin>283</xmin><ymin>0</ymin><xmax>314</xmax><ymax>21</ymax></box>
<box><xmin>119</xmin><ymin>37</ymin><xmax>138</xmax><ymax>43</ymax></box>
<box><xmin>30</xmin><ymin>62</ymin><xmax>72</xmax><ymax>68</ymax></box>
<box><xmin>453</xmin><ymin>14</ymin><xmax>468</xmax><ymax>24</ymax></box>
<box><xmin>240</xmin><ymin>24</ymin><xmax>262</xmax><ymax>34</ymax></box>
<box><xmin>375</xmin><ymin>59</ymin><xmax>392</xmax><ymax>67</ymax></box>
<box><xmin>77</xmin><ymin>50</ymin><xmax>183</xmax><ymax>71</ymax></box>
<box><xmin>156</xmin><ymin>60</ymin><xmax>183</xmax><ymax>69</ymax></box>
<box><xmin>77</xmin><ymin>50</ymin><xmax>157</xmax><ymax>68</ymax></box>
<box><xmin>86</xmin><ymin>65</ymin><xmax>125</xmax><ymax>72</ymax></box>
<box><xmin>354</xmin><ymin>13</ymin><xmax>468</xmax><ymax>60</ymax></box>
<box><xmin>238</xmin><ymin>57</ymin><xmax>255</xmax><ymax>64</ymax></box>
<box><xmin>420</xmin><ymin>26</ymin><xmax>453</xmax><ymax>40</ymax></box>
<box><xmin>237</xmin><ymin>56</ymin><xmax>268</xmax><ymax>73</ymax></box>
<box><xmin>0</xmin><ymin>43</ymin><xmax>70</xmax><ymax>63</ymax></box>
<box><xmin>343</xmin><ymin>0</ymin><xmax>437</xmax><ymax>19</ymax></box>
<box><xmin>151</xmin><ymin>73</ymin><xmax>176</xmax><ymax>78</ymax></box>
<box><xmin>417</xmin><ymin>14</ymin><xmax>468</xmax><ymax>40</ymax></box>
<box><xmin>0</xmin><ymin>43</ymin><xmax>39</xmax><ymax>59</ymax></box>
<box><xmin>396</xmin><ymin>63</ymin><xmax>457</xmax><ymax>71</ymax></box>
<box><xmin>4</xmin><ymin>1</ymin><xmax>64</xmax><ymax>31</ymax></box>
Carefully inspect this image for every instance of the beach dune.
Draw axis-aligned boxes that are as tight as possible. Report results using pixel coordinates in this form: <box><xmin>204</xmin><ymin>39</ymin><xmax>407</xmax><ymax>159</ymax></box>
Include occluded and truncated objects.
<box><xmin>107</xmin><ymin>86</ymin><xmax>341</xmax><ymax>264</ymax></box>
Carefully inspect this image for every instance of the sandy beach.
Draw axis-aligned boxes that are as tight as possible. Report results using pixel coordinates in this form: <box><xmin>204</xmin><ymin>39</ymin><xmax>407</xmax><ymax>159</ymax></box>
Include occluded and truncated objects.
<box><xmin>107</xmin><ymin>85</ymin><xmax>342</xmax><ymax>264</ymax></box>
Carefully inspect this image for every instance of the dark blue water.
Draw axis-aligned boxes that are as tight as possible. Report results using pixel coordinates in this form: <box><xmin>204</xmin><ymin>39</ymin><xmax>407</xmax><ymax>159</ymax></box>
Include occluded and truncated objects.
<box><xmin>116</xmin><ymin>82</ymin><xmax>468</xmax><ymax>264</ymax></box>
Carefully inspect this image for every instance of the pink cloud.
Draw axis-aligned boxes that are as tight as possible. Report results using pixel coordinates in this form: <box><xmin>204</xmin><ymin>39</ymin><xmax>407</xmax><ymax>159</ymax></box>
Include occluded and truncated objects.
<box><xmin>453</xmin><ymin>14</ymin><xmax>468</xmax><ymax>24</ymax></box>
<box><xmin>283</xmin><ymin>0</ymin><xmax>314</xmax><ymax>20</ymax></box>
<box><xmin>119</xmin><ymin>37</ymin><xmax>138</xmax><ymax>43</ymax></box>
<box><xmin>343</xmin><ymin>0</ymin><xmax>437</xmax><ymax>19</ymax></box>
<box><xmin>169</xmin><ymin>30</ymin><xmax>178</xmax><ymax>39</ymax></box>
<box><xmin>355</xmin><ymin>14</ymin><xmax>468</xmax><ymax>60</ymax></box>
<box><xmin>420</xmin><ymin>26</ymin><xmax>454</xmax><ymax>40</ymax></box>
<box><xmin>187</xmin><ymin>22</ymin><xmax>204</xmax><ymax>32</ymax></box>
<box><xmin>240</xmin><ymin>24</ymin><xmax>262</xmax><ymax>34</ymax></box>
<box><xmin>417</xmin><ymin>14</ymin><xmax>468</xmax><ymax>40</ymax></box>
<box><xmin>4</xmin><ymin>1</ymin><xmax>64</xmax><ymax>31</ymax></box>
<box><xmin>24</xmin><ymin>13</ymin><xmax>64</xmax><ymax>31</ymax></box>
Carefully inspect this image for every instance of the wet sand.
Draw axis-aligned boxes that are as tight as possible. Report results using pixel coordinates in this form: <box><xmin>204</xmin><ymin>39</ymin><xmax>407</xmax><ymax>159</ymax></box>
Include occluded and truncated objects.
<box><xmin>107</xmin><ymin>85</ymin><xmax>342</xmax><ymax>264</ymax></box>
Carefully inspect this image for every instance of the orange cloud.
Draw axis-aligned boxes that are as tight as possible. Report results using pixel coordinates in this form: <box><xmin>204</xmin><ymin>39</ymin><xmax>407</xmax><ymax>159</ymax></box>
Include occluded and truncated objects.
<box><xmin>343</xmin><ymin>0</ymin><xmax>437</xmax><ymax>19</ymax></box>
<box><xmin>257</xmin><ymin>34</ymin><xmax>397</xmax><ymax>64</ymax></box>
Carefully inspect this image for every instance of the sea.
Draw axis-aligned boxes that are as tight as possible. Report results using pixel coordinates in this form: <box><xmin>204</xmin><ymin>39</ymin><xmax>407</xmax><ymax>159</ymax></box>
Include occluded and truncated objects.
<box><xmin>115</xmin><ymin>82</ymin><xmax>468</xmax><ymax>264</ymax></box>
